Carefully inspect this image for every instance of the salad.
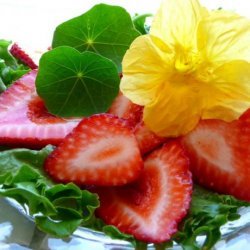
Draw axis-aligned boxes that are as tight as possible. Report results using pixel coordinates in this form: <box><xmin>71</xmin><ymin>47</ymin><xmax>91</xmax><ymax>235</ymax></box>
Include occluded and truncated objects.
<box><xmin>0</xmin><ymin>0</ymin><xmax>250</xmax><ymax>249</ymax></box>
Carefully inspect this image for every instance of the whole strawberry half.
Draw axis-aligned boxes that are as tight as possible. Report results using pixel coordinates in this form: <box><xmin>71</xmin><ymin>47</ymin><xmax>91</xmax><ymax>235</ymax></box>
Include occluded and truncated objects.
<box><xmin>0</xmin><ymin>70</ymin><xmax>79</xmax><ymax>148</ymax></box>
<box><xmin>182</xmin><ymin>109</ymin><xmax>250</xmax><ymax>201</ymax></box>
<box><xmin>45</xmin><ymin>114</ymin><xmax>144</xmax><ymax>186</ymax></box>
<box><xmin>94</xmin><ymin>141</ymin><xmax>192</xmax><ymax>243</ymax></box>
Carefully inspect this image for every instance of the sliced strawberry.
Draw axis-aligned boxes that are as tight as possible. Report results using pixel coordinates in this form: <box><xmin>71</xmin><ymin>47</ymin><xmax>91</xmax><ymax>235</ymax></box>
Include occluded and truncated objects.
<box><xmin>94</xmin><ymin>141</ymin><xmax>192</xmax><ymax>243</ymax></box>
<box><xmin>181</xmin><ymin>109</ymin><xmax>250</xmax><ymax>201</ymax></box>
<box><xmin>134</xmin><ymin>121</ymin><xmax>168</xmax><ymax>155</ymax></box>
<box><xmin>108</xmin><ymin>92</ymin><xmax>143</xmax><ymax>126</ymax></box>
<box><xmin>45</xmin><ymin>114</ymin><xmax>143</xmax><ymax>186</ymax></box>
<box><xmin>10</xmin><ymin>43</ymin><xmax>38</xmax><ymax>69</ymax></box>
<box><xmin>0</xmin><ymin>70</ymin><xmax>79</xmax><ymax>148</ymax></box>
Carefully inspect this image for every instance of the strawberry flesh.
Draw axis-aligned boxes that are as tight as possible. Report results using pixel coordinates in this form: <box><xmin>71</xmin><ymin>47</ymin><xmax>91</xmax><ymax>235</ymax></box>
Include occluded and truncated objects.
<box><xmin>182</xmin><ymin>109</ymin><xmax>250</xmax><ymax>201</ymax></box>
<box><xmin>45</xmin><ymin>114</ymin><xmax>144</xmax><ymax>186</ymax></box>
<box><xmin>94</xmin><ymin>141</ymin><xmax>192</xmax><ymax>243</ymax></box>
<box><xmin>0</xmin><ymin>70</ymin><xmax>79</xmax><ymax>148</ymax></box>
<box><xmin>108</xmin><ymin>92</ymin><xmax>167</xmax><ymax>154</ymax></box>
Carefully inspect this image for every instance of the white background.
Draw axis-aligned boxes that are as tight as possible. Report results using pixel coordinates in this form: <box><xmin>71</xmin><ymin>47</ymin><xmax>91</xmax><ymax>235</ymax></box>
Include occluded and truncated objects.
<box><xmin>1</xmin><ymin>0</ymin><xmax>250</xmax><ymax>60</ymax></box>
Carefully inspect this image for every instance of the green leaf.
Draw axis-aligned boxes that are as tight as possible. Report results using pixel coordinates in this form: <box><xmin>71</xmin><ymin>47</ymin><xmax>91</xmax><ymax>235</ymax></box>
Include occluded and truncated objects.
<box><xmin>0</xmin><ymin>181</ymin><xmax>56</xmax><ymax>215</ymax></box>
<box><xmin>173</xmin><ymin>186</ymin><xmax>250</xmax><ymax>250</ymax></box>
<box><xmin>52</xmin><ymin>4</ymin><xmax>140</xmax><ymax>71</ymax></box>
<box><xmin>80</xmin><ymin>190</ymin><xmax>100</xmax><ymax>221</ymax></box>
<box><xmin>0</xmin><ymin>145</ymin><xmax>53</xmax><ymax>183</ymax></box>
<box><xmin>1</xmin><ymin>63</ymin><xmax>29</xmax><ymax>86</ymax></box>
<box><xmin>35</xmin><ymin>186</ymin><xmax>100</xmax><ymax>238</ymax></box>
<box><xmin>36</xmin><ymin>46</ymin><xmax>120</xmax><ymax>117</ymax></box>
<box><xmin>133</xmin><ymin>14</ymin><xmax>152</xmax><ymax>34</ymax></box>
<box><xmin>0</xmin><ymin>146</ymin><xmax>101</xmax><ymax>238</ymax></box>
<box><xmin>0</xmin><ymin>77</ymin><xmax>6</xmax><ymax>92</ymax></box>
<box><xmin>45</xmin><ymin>183</ymin><xmax>83</xmax><ymax>202</ymax></box>
<box><xmin>35</xmin><ymin>215</ymin><xmax>83</xmax><ymax>238</ymax></box>
<box><xmin>0</xmin><ymin>40</ymin><xmax>17</xmax><ymax>67</ymax></box>
<box><xmin>103</xmin><ymin>225</ymin><xmax>136</xmax><ymax>246</ymax></box>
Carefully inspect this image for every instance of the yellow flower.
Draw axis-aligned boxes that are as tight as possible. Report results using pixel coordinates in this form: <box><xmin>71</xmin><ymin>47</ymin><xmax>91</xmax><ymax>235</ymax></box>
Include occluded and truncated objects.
<box><xmin>120</xmin><ymin>0</ymin><xmax>250</xmax><ymax>137</ymax></box>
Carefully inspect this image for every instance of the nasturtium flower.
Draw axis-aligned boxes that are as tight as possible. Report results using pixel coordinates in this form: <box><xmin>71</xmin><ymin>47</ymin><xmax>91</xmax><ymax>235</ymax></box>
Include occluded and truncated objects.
<box><xmin>120</xmin><ymin>0</ymin><xmax>250</xmax><ymax>137</ymax></box>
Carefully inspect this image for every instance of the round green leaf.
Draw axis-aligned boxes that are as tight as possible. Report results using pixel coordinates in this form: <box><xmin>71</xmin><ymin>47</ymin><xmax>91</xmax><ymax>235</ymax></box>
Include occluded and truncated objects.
<box><xmin>36</xmin><ymin>46</ymin><xmax>120</xmax><ymax>117</ymax></box>
<box><xmin>52</xmin><ymin>4</ymin><xmax>140</xmax><ymax>71</ymax></box>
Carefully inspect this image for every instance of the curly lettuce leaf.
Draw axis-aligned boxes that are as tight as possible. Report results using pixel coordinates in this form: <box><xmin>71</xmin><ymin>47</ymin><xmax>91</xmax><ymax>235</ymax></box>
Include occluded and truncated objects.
<box><xmin>173</xmin><ymin>186</ymin><xmax>250</xmax><ymax>250</ymax></box>
<box><xmin>0</xmin><ymin>147</ymin><xmax>100</xmax><ymax>238</ymax></box>
<box><xmin>0</xmin><ymin>145</ymin><xmax>53</xmax><ymax>183</ymax></box>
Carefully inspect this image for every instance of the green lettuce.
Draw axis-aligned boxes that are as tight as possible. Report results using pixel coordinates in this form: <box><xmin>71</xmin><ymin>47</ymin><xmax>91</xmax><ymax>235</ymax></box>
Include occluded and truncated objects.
<box><xmin>173</xmin><ymin>186</ymin><xmax>250</xmax><ymax>250</ymax></box>
<box><xmin>0</xmin><ymin>146</ymin><xmax>100</xmax><ymax>238</ymax></box>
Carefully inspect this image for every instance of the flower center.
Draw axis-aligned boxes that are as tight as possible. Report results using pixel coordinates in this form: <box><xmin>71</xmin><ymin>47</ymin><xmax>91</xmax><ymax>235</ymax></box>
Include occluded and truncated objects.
<box><xmin>174</xmin><ymin>47</ymin><xmax>200</xmax><ymax>74</ymax></box>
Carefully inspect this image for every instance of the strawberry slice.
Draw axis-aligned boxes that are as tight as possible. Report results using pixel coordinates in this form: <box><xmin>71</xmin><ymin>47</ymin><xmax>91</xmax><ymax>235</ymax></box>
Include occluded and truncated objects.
<box><xmin>10</xmin><ymin>43</ymin><xmax>38</xmax><ymax>69</ymax></box>
<box><xmin>45</xmin><ymin>114</ymin><xmax>143</xmax><ymax>186</ymax></box>
<box><xmin>181</xmin><ymin>109</ymin><xmax>250</xmax><ymax>201</ymax></box>
<box><xmin>94</xmin><ymin>141</ymin><xmax>192</xmax><ymax>243</ymax></box>
<box><xmin>0</xmin><ymin>70</ymin><xmax>79</xmax><ymax>148</ymax></box>
<box><xmin>108</xmin><ymin>93</ymin><xmax>167</xmax><ymax>154</ymax></box>
<box><xmin>108</xmin><ymin>92</ymin><xmax>143</xmax><ymax>126</ymax></box>
<box><xmin>134</xmin><ymin>121</ymin><xmax>168</xmax><ymax>155</ymax></box>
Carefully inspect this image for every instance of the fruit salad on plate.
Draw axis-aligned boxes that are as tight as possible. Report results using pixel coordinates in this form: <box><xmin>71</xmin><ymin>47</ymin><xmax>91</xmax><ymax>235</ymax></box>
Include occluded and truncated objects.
<box><xmin>0</xmin><ymin>0</ymin><xmax>250</xmax><ymax>249</ymax></box>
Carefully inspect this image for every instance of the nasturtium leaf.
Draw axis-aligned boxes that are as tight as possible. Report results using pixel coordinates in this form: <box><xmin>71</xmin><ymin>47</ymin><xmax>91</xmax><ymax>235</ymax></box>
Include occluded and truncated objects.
<box><xmin>52</xmin><ymin>4</ymin><xmax>140</xmax><ymax>71</ymax></box>
<box><xmin>36</xmin><ymin>46</ymin><xmax>120</xmax><ymax>117</ymax></box>
<box><xmin>133</xmin><ymin>14</ymin><xmax>152</xmax><ymax>34</ymax></box>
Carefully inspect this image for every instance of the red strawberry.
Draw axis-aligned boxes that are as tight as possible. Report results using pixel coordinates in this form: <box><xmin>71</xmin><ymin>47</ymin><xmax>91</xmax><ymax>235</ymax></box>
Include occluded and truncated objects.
<box><xmin>0</xmin><ymin>70</ymin><xmax>79</xmax><ymax>148</ymax></box>
<box><xmin>181</xmin><ymin>109</ymin><xmax>250</xmax><ymax>201</ymax></box>
<box><xmin>10</xmin><ymin>43</ymin><xmax>38</xmax><ymax>69</ymax></box>
<box><xmin>45</xmin><ymin>114</ymin><xmax>143</xmax><ymax>186</ymax></box>
<box><xmin>94</xmin><ymin>141</ymin><xmax>192</xmax><ymax>243</ymax></box>
<box><xmin>108</xmin><ymin>92</ymin><xmax>143</xmax><ymax>126</ymax></box>
<box><xmin>134</xmin><ymin>121</ymin><xmax>168</xmax><ymax>155</ymax></box>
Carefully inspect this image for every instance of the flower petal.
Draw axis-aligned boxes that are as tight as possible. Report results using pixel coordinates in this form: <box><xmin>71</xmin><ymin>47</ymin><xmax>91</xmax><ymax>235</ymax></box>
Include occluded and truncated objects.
<box><xmin>198</xmin><ymin>10</ymin><xmax>250</xmax><ymax>64</ymax></box>
<box><xmin>151</xmin><ymin>0</ymin><xmax>208</xmax><ymax>49</ymax></box>
<box><xmin>202</xmin><ymin>60</ymin><xmax>250</xmax><ymax>120</ymax></box>
<box><xmin>120</xmin><ymin>35</ymin><xmax>172</xmax><ymax>106</ymax></box>
<box><xmin>143</xmin><ymin>81</ymin><xmax>203</xmax><ymax>137</ymax></box>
